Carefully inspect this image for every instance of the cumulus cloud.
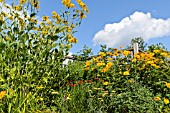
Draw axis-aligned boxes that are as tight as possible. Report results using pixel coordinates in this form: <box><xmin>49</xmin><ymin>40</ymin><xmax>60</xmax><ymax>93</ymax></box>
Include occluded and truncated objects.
<box><xmin>93</xmin><ymin>11</ymin><xmax>170</xmax><ymax>47</ymax></box>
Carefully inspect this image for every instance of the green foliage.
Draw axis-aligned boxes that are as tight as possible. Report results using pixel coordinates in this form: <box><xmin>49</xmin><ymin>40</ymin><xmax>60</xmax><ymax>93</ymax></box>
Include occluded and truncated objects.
<box><xmin>130</xmin><ymin>37</ymin><xmax>147</xmax><ymax>51</ymax></box>
<box><xmin>0</xmin><ymin>0</ymin><xmax>170</xmax><ymax>113</ymax></box>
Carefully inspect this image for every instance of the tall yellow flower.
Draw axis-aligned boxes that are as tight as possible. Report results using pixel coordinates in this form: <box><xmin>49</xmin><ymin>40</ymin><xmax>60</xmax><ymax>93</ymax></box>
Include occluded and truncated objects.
<box><xmin>106</xmin><ymin>62</ymin><xmax>113</xmax><ymax>68</ymax></box>
<box><xmin>80</xmin><ymin>11</ymin><xmax>86</xmax><ymax>19</ymax></box>
<box><xmin>0</xmin><ymin>90</ymin><xmax>6</xmax><ymax>100</ymax></box>
<box><xmin>123</xmin><ymin>50</ymin><xmax>131</xmax><ymax>56</ymax></box>
<box><xmin>85</xmin><ymin>61</ymin><xmax>91</xmax><ymax>67</ymax></box>
<box><xmin>0</xmin><ymin>0</ymin><xmax>4</xmax><ymax>2</ymax></box>
<box><xmin>164</xmin><ymin>98</ymin><xmax>170</xmax><ymax>105</ymax></box>
<box><xmin>103</xmin><ymin>81</ymin><xmax>109</xmax><ymax>85</ymax></box>
<box><xmin>166</xmin><ymin>83</ymin><xmax>170</xmax><ymax>88</ymax></box>
<box><xmin>154</xmin><ymin>96</ymin><xmax>161</xmax><ymax>101</ymax></box>
<box><xmin>153</xmin><ymin>50</ymin><xmax>160</xmax><ymax>53</ymax></box>
<box><xmin>42</xmin><ymin>16</ymin><xmax>49</xmax><ymax>21</ymax></box>
<box><xmin>123</xmin><ymin>71</ymin><xmax>130</xmax><ymax>76</ymax></box>
<box><xmin>20</xmin><ymin>0</ymin><xmax>26</xmax><ymax>4</ymax></box>
<box><xmin>99</xmin><ymin>52</ymin><xmax>106</xmax><ymax>57</ymax></box>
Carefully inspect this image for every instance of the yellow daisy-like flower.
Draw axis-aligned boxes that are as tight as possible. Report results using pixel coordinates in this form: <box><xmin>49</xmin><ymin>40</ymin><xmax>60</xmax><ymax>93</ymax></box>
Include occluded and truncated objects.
<box><xmin>42</xmin><ymin>16</ymin><xmax>49</xmax><ymax>21</ymax></box>
<box><xmin>166</xmin><ymin>83</ymin><xmax>170</xmax><ymax>88</ymax></box>
<box><xmin>128</xmin><ymin>79</ymin><xmax>134</xmax><ymax>83</ymax></box>
<box><xmin>123</xmin><ymin>50</ymin><xmax>131</xmax><ymax>56</ymax></box>
<box><xmin>80</xmin><ymin>11</ymin><xmax>86</xmax><ymax>19</ymax></box>
<box><xmin>154</xmin><ymin>96</ymin><xmax>161</xmax><ymax>101</ymax></box>
<box><xmin>153</xmin><ymin>50</ymin><xmax>160</xmax><ymax>53</ymax></box>
<box><xmin>0</xmin><ymin>90</ymin><xmax>6</xmax><ymax>100</ymax></box>
<box><xmin>20</xmin><ymin>0</ymin><xmax>26</xmax><ymax>4</ymax></box>
<box><xmin>123</xmin><ymin>71</ymin><xmax>130</xmax><ymax>76</ymax></box>
<box><xmin>52</xmin><ymin>11</ymin><xmax>57</xmax><ymax>15</ymax></box>
<box><xmin>85</xmin><ymin>61</ymin><xmax>91</xmax><ymax>67</ymax></box>
<box><xmin>103</xmin><ymin>81</ymin><xmax>109</xmax><ymax>85</ymax></box>
<box><xmin>99</xmin><ymin>52</ymin><xmax>106</xmax><ymax>57</ymax></box>
<box><xmin>161</xmin><ymin>52</ymin><xmax>168</xmax><ymax>57</ymax></box>
<box><xmin>106</xmin><ymin>62</ymin><xmax>113</xmax><ymax>68</ymax></box>
<box><xmin>97</xmin><ymin>62</ymin><xmax>105</xmax><ymax>67</ymax></box>
<box><xmin>164</xmin><ymin>98</ymin><xmax>170</xmax><ymax>105</ymax></box>
<box><xmin>0</xmin><ymin>0</ymin><xmax>4</xmax><ymax>2</ymax></box>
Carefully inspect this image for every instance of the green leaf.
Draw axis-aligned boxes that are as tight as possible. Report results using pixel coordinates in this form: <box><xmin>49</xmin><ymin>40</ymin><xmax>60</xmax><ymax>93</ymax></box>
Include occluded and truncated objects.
<box><xmin>30</xmin><ymin>13</ymin><xmax>36</xmax><ymax>17</ymax></box>
<box><xmin>50</xmin><ymin>35</ymin><xmax>59</xmax><ymax>41</ymax></box>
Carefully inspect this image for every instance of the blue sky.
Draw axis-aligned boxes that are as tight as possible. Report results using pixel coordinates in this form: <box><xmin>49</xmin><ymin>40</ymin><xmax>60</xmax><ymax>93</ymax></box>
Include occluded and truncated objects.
<box><xmin>7</xmin><ymin>0</ymin><xmax>170</xmax><ymax>54</ymax></box>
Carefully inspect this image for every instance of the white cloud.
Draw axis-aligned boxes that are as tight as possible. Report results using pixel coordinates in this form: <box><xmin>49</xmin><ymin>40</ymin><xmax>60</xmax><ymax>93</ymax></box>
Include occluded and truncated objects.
<box><xmin>93</xmin><ymin>11</ymin><xmax>170</xmax><ymax>47</ymax></box>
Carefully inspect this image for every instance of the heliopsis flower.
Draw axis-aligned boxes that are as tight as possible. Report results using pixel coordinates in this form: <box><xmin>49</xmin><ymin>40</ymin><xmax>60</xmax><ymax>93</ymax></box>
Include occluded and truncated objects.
<box><xmin>20</xmin><ymin>0</ymin><xmax>26</xmax><ymax>4</ymax></box>
<box><xmin>103</xmin><ymin>81</ymin><xmax>109</xmax><ymax>85</ymax></box>
<box><xmin>52</xmin><ymin>11</ymin><xmax>57</xmax><ymax>15</ymax></box>
<box><xmin>0</xmin><ymin>0</ymin><xmax>4</xmax><ymax>2</ymax></box>
<box><xmin>101</xmin><ymin>68</ymin><xmax>108</xmax><ymax>73</ymax></box>
<box><xmin>66</xmin><ymin>93</ymin><xmax>71</xmax><ymax>100</ymax></box>
<box><xmin>97</xmin><ymin>62</ymin><xmax>105</xmax><ymax>67</ymax></box>
<box><xmin>161</xmin><ymin>52</ymin><xmax>168</xmax><ymax>57</ymax></box>
<box><xmin>80</xmin><ymin>11</ymin><xmax>86</xmax><ymax>19</ymax></box>
<box><xmin>99</xmin><ymin>52</ymin><xmax>106</xmax><ymax>57</ymax></box>
<box><xmin>14</xmin><ymin>5</ymin><xmax>22</xmax><ymax>11</ymax></box>
<box><xmin>106</xmin><ymin>62</ymin><xmax>113</xmax><ymax>68</ymax></box>
<box><xmin>123</xmin><ymin>71</ymin><xmax>130</xmax><ymax>76</ymax></box>
<box><xmin>42</xmin><ymin>16</ymin><xmax>49</xmax><ymax>21</ymax></box>
<box><xmin>153</xmin><ymin>50</ymin><xmax>160</xmax><ymax>53</ymax></box>
<box><xmin>154</xmin><ymin>96</ymin><xmax>161</xmax><ymax>101</ymax></box>
<box><xmin>128</xmin><ymin>79</ymin><xmax>134</xmax><ymax>83</ymax></box>
<box><xmin>85</xmin><ymin>61</ymin><xmax>91</xmax><ymax>67</ymax></box>
<box><xmin>0</xmin><ymin>90</ymin><xmax>6</xmax><ymax>100</ymax></box>
<box><xmin>166</xmin><ymin>83</ymin><xmax>170</xmax><ymax>88</ymax></box>
<box><xmin>123</xmin><ymin>50</ymin><xmax>131</xmax><ymax>56</ymax></box>
<box><xmin>164</xmin><ymin>98</ymin><xmax>170</xmax><ymax>105</ymax></box>
<box><xmin>107</xmin><ymin>57</ymin><xmax>114</xmax><ymax>61</ymax></box>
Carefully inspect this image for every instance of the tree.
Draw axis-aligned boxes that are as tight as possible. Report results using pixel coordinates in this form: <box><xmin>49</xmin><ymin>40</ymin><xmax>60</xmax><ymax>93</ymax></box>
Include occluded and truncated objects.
<box><xmin>130</xmin><ymin>37</ymin><xmax>147</xmax><ymax>51</ymax></box>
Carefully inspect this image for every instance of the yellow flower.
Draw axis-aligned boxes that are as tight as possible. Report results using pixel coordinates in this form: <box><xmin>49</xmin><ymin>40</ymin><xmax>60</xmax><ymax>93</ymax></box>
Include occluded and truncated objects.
<box><xmin>42</xmin><ymin>16</ymin><xmax>49</xmax><ymax>21</ymax></box>
<box><xmin>80</xmin><ymin>11</ymin><xmax>86</xmax><ymax>19</ymax></box>
<box><xmin>0</xmin><ymin>0</ymin><xmax>4</xmax><ymax>2</ymax></box>
<box><xmin>97</xmin><ymin>74</ymin><xmax>100</xmax><ymax>77</ymax></box>
<box><xmin>85</xmin><ymin>61</ymin><xmax>91</xmax><ymax>67</ymax></box>
<box><xmin>128</xmin><ymin>79</ymin><xmax>134</xmax><ymax>83</ymax></box>
<box><xmin>0</xmin><ymin>90</ymin><xmax>6</xmax><ymax>100</ymax></box>
<box><xmin>99</xmin><ymin>52</ymin><xmax>106</xmax><ymax>57</ymax></box>
<box><xmin>14</xmin><ymin>5</ymin><xmax>22</xmax><ymax>11</ymax></box>
<box><xmin>154</xmin><ymin>96</ymin><xmax>161</xmax><ymax>101</ymax></box>
<box><xmin>151</xmin><ymin>63</ymin><xmax>160</xmax><ymax>68</ymax></box>
<box><xmin>52</xmin><ymin>11</ymin><xmax>57</xmax><ymax>15</ymax></box>
<box><xmin>93</xmin><ymin>87</ymin><xmax>102</xmax><ymax>90</ymax></box>
<box><xmin>101</xmin><ymin>68</ymin><xmax>108</xmax><ymax>73</ymax></box>
<box><xmin>36</xmin><ymin>85</ymin><xmax>43</xmax><ymax>89</ymax></box>
<box><xmin>20</xmin><ymin>0</ymin><xmax>26</xmax><ymax>4</ymax></box>
<box><xmin>42</xmin><ymin>29</ymin><xmax>48</xmax><ymax>35</ymax></box>
<box><xmin>123</xmin><ymin>50</ymin><xmax>131</xmax><ymax>56</ymax></box>
<box><xmin>107</xmin><ymin>57</ymin><xmax>114</xmax><ymax>61</ymax></box>
<box><xmin>134</xmin><ymin>54</ymin><xmax>140</xmax><ymax>60</ymax></box>
<box><xmin>161</xmin><ymin>52</ymin><xmax>168</xmax><ymax>57</ymax></box>
<box><xmin>76</xmin><ymin>0</ymin><xmax>89</xmax><ymax>13</ymax></box>
<box><xmin>66</xmin><ymin>93</ymin><xmax>71</xmax><ymax>100</ymax></box>
<box><xmin>106</xmin><ymin>62</ymin><xmax>113</xmax><ymax>68</ymax></box>
<box><xmin>97</xmin><ymin>62</ymin><xmax>105</xmax><ymax>67</ymax></box>
<box><xmin>84</xmin><ymin>67</ymin><xmax>89</xmax><ymax>71</ymax></box>
<box><xmin>166</xmin><ymin>83</ymin><xmax>170</xmax><ymax>88</ymax></box>
<box><xmin>123</xmin><ymin>71</ymin><xmax>129</xmax><ymax>76</ymax></box>
<box><xmin>164</xmin><ymin>98</ymin><xmax>170</xmax><ymax>105</ymax></box>
<box><xmin>66</xmin><ymin>26</ymin><xmax>72</xmax><ymax>33</ymax></box>
<box><xmin>103</xmin><ymin>81</ymin><xmax>109</xmax><ymax>85</ymax></box>
<box><xmin>62</xmin><ymin>0</ymin><xmax>75</xmax><ymax>8</ymax></box>
<box><xmin>153</xmin><ymin>50</ymin><xmax>160</xmax><ymax>53</ymax></box>
<box><xmin>68</xmin><ymin>3</ymin><xmax>75</xmax><ymax>8</ymax></box>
